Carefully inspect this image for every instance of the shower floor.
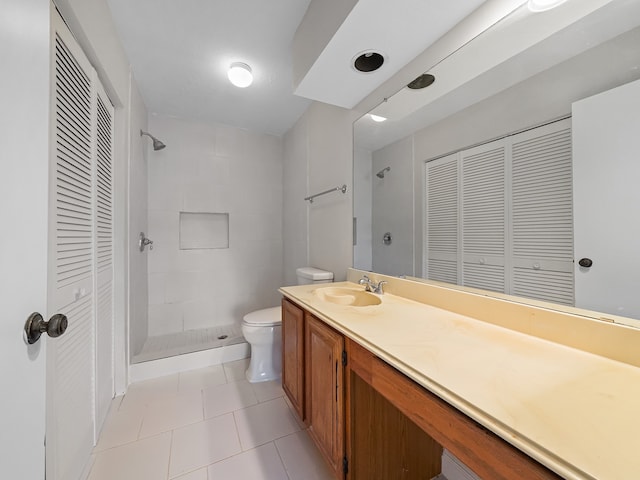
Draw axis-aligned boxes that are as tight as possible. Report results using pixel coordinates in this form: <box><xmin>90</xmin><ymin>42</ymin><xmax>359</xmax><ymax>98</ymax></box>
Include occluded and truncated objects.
<box><xmin>132</xmin><ymin>323</ymin><xmax>245</xmax><ymax>364</ymax></box>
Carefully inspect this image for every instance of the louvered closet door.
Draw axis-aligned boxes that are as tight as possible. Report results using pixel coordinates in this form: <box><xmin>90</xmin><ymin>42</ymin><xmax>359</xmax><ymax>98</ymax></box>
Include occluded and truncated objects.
<box><xmin>461</xmin><ymin>141</ymin><xmax>506</xmax><ymax>293</ymax></box>
<box><xmin>510</xmin><ymin>119</ymin><xmax>574</xmax><ymax>305</ymax></box>
<box><xmin>425</xmin><ymin>154</ymin><xmax>459</xmax><ymax>284</ymax></box>
<box><xmin>47</xmin><ymin>13</ymin><xmax>96</xmax><ymax>480</ymax></box>
<box><xmin>94</xmin><ymin>83</ymin><xmax>114</xmax><ymax>435</ymax></box>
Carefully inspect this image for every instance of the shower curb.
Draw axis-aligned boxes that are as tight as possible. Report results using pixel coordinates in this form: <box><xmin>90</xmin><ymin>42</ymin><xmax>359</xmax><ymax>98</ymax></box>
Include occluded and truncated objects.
<box><xmin>129</xmin><ymin>341</ymin><xmax>249</xmax><ymax>383</ymax></box>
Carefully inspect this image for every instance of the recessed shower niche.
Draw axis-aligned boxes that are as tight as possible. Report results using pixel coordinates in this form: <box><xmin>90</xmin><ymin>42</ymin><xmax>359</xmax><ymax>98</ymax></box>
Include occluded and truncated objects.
<box><xmin>179</xmin><ymin>212</ymin><xmax>229</xmax><ymax>250</ymax></box>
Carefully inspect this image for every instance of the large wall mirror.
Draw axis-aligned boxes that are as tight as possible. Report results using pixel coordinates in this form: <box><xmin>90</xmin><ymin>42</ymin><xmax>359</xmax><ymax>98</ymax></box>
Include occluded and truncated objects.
<box><xmin>353</xmin><ymin>0</ymin><xmax>640</xmax><ymax>326</ymax></box>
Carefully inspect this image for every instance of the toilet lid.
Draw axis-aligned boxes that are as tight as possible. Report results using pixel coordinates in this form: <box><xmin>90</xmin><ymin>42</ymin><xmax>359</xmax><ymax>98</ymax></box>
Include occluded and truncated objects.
<box><xmin>243</xmin><ymin>306</ymin><xmax>282</xmax><ymax>326</ymax></box>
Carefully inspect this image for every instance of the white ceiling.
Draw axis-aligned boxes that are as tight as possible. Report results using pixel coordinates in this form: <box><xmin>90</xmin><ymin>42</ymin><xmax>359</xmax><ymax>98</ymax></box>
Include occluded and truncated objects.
<box><xmin>105</xmin><ymin>0</ymin><xmax>313</xmax><ymax>136</ymax></box>
<box><xmin>294</xmin><ymin>0</ymin><xmax>486</xmax><ymax>109</ymax></box>
<box><xmin>106</xmin><ymin>0</ymin><xmax>497</xmax><ymax>137</ymax></box>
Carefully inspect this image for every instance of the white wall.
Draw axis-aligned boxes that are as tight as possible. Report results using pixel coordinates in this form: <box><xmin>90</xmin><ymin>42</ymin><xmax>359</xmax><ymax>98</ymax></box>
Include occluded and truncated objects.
<box><xmin>283</xmin><ymin>101</ymin><xmax>355</xmax><ymax>283</ymax></box>
<box><xmin>147</xmin><ymin>115</ymin><xmax>284</xmax><ymax>336</ymax></box>
<box><xmin>307</xmin><ymin>103</ymin><xmax>354</xmax><ymax>281</ymax></box>
<box><xmin>283</xmin><ymin>114</ymin><xmax>310</xmax><ymax>286</ymax></box>
<box><xmin>372</xmin><ymin>137</ymin><xmax>414</xmax><ymax>277</ymax></box>
<box><xmin>353</xmin><ymin>147</ymin><xmax>372</xmax><ymax>271</ymax></box>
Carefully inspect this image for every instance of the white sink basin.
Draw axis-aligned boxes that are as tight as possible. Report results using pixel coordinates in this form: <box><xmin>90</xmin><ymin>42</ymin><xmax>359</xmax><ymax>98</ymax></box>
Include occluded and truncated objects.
<box><xmin>313</xmin><ymin>287</ymin><xmax>382</xmax><ymax>306</ymax></box>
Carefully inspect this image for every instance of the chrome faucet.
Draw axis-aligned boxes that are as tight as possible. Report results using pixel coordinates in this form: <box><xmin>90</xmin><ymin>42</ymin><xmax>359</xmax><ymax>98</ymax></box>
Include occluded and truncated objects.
<box><xmin>359</xmin><ymin>275</ymin><xmax>373</xmax><ymax>292</ymax></box>
<box><xmin>359</xmin><ymin>275</ymin><xmax>387</xmax><ymax>295</ymax></box>
<box><xmin>372</xmin><ymin>281</ymin><xmax>387</xmax><ymax>295</ymax></box>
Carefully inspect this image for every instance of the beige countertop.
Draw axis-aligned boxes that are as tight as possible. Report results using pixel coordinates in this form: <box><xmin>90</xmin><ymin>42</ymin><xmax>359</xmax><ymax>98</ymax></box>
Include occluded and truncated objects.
<box><xmin>279</xmin><ymin>280</ymin><xmax>640</xmax><ymax>480</ymax></box>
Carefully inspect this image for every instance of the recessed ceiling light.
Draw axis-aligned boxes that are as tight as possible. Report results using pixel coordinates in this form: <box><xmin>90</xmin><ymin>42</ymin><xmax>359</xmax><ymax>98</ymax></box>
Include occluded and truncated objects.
<box><xmin>370</xmin><ymin>114</ymin><xmax>387</xmax><ymax>122</ymax></box>
<box><xmin>407</xmin><ymin>74</ymin><xmax>435</xmax><ymax>90</ymax></box>
<box><xmin>228</xmin><ymin>62</ymin><xmax>253</xmax><ymax>88</ymax></box>
<box><xmin>527</xmin><ymin>0</ymin><xmax>569</xmax><ymax>12</ymax></box>
<box><xmin>353</xmin><ymin>51</ymin><xmax>385</xmax><ymax>73</ymax></box>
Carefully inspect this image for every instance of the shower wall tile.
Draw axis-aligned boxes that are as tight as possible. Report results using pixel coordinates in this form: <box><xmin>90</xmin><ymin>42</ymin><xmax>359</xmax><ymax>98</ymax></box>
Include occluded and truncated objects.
<box><xmin>197</xmin><ymin>156</ymin><xmax>231</xmax><ymax>184</ymax></box>
<box><xmin>164</xmin><ymin>271</ymin><xmax>201</xmax><ymax>304</ymax></box>
<box><xmin>246</xmin><ymin>133</ymin><xmax>283</xmax><ymax>168</ymax></box>
<box><xmin>148</xmin><ymin>115</ymin><xmax>284</xmax><ymax>336</ymax></box>
<box><xmin>215</xmin><ymin>125</ymin><xmax>247</xmax><ymax>158</ymax></box>
<box><xmin>147</xmin><ymin>209</ymin><xmax>177</xmax><ymax>245</ymax></box>
<box><xmin>183</xmin><ymin>299</ymin><xmax>218</xmax><ymax>331</ymax></box>
<box><xmin>181</xmin><ymin>180</ymin><xmax>217</xmax><ymax>212</ymax></box>
<box><xmin>147</xmin><ymin>273</ymin><xmax>166</xmax><ymax>305</ymax></box>
<box><xmin>148</xmin><ymin>303</ymin><xmax>183</xmax><ymax>336</ymax></box>
<box><xmin>147</xmin><ymin>242</ymin><xmax>181</xmax><ymax>274</ymax></box>
<box><xmin>148</xmin><ymin>169</ymin><xmax>182</xmax><ymax>211</ymax></box>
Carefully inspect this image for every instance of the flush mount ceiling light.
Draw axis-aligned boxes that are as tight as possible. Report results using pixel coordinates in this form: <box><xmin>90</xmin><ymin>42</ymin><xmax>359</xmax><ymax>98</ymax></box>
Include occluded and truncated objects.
<box><xmin>527</xmin><ymin>0</ymin><xmax>569</xmax><ymax>12</ymax></box>
<box><xmin>228</xmin><ymin>62</ymin><xmax>253</xmax><ymax>88</ymax></box>
<box><xmin>353</xmin><ymin>51</ymin><xmax>385</xmax><ymax>73</ymax></box>
<box><xmin>370</xmin><ymin>114</ymin><xmax>387</xmax><ymax>122</ymax></box>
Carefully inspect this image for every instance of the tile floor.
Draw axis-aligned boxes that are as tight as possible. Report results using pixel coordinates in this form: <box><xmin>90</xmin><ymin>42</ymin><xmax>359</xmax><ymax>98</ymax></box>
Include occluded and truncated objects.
<box><xmin>88</xmin><ymin>359</ymin><xmax>334</xmax><ymax>480</ymax></box>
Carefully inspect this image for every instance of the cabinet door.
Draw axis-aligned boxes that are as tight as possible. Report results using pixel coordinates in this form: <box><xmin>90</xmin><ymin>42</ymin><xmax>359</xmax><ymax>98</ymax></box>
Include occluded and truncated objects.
<box><xmin>282</xmin><ymin>298</ymin><xmax>305</xmax><ymax>420</ymax></box>
<box><xmin>306</xmin><ymin>313</ymin><xmax>345</xmax><ymax>477</ymax></box>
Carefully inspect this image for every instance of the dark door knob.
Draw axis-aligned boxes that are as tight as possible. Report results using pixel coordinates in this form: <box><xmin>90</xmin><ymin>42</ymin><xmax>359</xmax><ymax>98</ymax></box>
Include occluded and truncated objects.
<box><xmin>24</xmin><ymin>312</ymin><xmax>68</xmax><ymax>345</ymax></box>
<box><xmin>578</xmin><ymin>258</ymin><xmax>593</xmax><ymax>268</ymax></box>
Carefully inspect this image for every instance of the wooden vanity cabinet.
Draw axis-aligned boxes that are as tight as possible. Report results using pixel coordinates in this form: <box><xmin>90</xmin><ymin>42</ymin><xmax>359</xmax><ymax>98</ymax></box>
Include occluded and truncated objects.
<box><xmin>346</xmin><ymin>358</ymin><xmax>442</xmax><ymax>479</ymax></box>
<box><xmin>281</xmin><ymin>296</ymin><xmax>563</xmax><ymax>480</ymax></box>
<box><xmin>305</xmin><ymin>313</ymin><xmax>345</xmax><ymax>478</ymax></box>
<box><xmin>346</xmin><ymin>339</ymin><xmax>561</xmax><ymax>480</ymax></box>
<box><xmin>282</xmin><ymin>296</ymin><xmax>345</xmax><ymax>478</ymax></box>
<box><xmin>282</xmin><ymin>297</ymin><xmax>437</xmax><ymax>479</ymax></box>
<box><xmin>281</xmin><ymin>298</ymin><xmax>305</xmax><ymax>420</ymax></box>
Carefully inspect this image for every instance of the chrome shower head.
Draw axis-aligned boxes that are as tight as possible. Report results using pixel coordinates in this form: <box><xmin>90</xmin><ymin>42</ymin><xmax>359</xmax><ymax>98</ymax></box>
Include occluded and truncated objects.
<box><xmin>376</xmin><ymin>166</ymin><xmax>391</xmax><ymax>178</ymax></box>
<box><xmin>140</xmin><ymin>130</ymin><xmax>166</xmax><ymax>151</ymax></box>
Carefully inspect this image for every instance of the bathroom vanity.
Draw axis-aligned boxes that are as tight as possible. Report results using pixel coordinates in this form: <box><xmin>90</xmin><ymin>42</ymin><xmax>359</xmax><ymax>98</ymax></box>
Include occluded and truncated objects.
<box><xmin>280</xmin><ymin>270</ymin><xmax>640</xmax><ymax>480</ymax></box>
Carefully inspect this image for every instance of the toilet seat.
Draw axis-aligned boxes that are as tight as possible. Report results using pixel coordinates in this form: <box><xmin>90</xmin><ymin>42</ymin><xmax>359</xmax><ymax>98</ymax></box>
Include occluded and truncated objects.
<box><xmin>242</xmin><ymin>306</ymin><xmax>281</xmax><ymax>327</ymax></box>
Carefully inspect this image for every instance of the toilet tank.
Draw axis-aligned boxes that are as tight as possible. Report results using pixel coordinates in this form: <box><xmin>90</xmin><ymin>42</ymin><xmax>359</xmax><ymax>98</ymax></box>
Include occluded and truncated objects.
<box><xmin>296</xmin><ymin>267</ymin><xmax>334</xmax><ymax>285</ymax></box>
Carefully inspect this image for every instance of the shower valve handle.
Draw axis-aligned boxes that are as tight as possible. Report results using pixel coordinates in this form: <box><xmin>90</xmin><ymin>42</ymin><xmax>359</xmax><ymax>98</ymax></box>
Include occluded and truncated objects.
<box><xmin>139</xmin><ymin>232</ymin><xmax>154</xmax><ymax>252</ymax></box>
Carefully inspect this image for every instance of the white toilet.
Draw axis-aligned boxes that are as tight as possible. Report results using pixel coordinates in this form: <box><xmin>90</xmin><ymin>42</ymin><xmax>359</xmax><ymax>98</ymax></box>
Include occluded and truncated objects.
<box><xmin>242</xmin><ymin>267</ymin><xmax>334</xmax><ymax>383</ymax></box>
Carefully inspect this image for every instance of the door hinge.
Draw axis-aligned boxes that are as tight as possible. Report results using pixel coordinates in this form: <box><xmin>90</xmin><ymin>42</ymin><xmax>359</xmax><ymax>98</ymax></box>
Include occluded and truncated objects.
<box><xmin>343</xmin><ymin>456</ymin><xmax>349</xmax><ymax>475</ymax></box>
<box><xmin>342</xmin><ymin>350</ymin><xmax>347</xmax><ymax>367</ymax></box>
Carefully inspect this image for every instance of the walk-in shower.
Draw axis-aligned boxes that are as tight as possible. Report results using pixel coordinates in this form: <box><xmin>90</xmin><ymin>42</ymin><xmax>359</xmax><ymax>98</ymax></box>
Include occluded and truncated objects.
<box><xmin>129</xmin><ymin>117</ymin><xmax>284</xmax><ymax>375</ymax></box>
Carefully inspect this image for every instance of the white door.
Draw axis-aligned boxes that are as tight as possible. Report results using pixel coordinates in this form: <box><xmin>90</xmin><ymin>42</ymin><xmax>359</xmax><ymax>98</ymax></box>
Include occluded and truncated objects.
<box><xmin>0</xmin><ymin>1</ymin><xmax>52</xmax><ymax>478</ymax></box>
<box><xmin>46</xmin><ymin>11</ymin><xmax>105</xmax><ymax>479</ymax></box>
<box><xmin>460</xmin><ymin>140</ymin><xmax>506</xmax><ymax>293</ymax></box>
<box><xmin>573</xmin><ymin>79</ymin><xmax>640</xmax><ymax>321</ymax></box>
<box><xmin>94</xmin><ymin>82</ymin><xmax>115</xmax><ymax>435</ymax></box>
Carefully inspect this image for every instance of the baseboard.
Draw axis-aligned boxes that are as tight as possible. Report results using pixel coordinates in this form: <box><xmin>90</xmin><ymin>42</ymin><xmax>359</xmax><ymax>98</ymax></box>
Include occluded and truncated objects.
<box><xmin>128</xmin><ymin>341</ymin><xmax>250</xmax><ymax>383</ymax></box>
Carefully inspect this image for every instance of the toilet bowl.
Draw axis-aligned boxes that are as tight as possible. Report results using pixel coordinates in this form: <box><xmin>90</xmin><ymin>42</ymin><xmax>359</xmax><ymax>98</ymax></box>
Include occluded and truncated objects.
<box><xmin>242</xmin><ymin>307</ymin><xmax>282</xmax><ymax>383</ymax></box>
<box><xmin>241</xmin><ymin>267</ymin><xmax>334</xmax><ymax>383</ymax></box>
